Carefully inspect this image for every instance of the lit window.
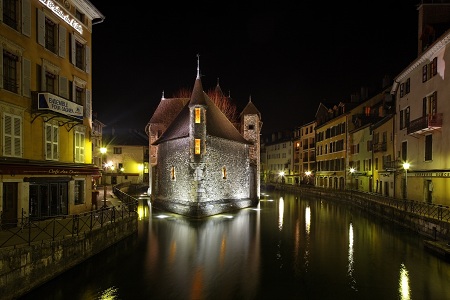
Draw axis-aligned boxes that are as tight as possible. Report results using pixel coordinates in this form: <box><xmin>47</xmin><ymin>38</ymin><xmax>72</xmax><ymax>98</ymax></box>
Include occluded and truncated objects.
<box><xmin>195</xmin><ymin>108</ymin><xmax>201</xmax><ymax>123</ymax></box>
<box><xmin>195</xmin><ymin>139</ymin><xmax>201</xmax><ymax>154</ymax></box>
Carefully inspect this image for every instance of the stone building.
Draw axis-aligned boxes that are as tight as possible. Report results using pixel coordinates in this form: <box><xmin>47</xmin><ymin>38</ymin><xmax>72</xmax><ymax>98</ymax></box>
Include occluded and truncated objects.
<box><xmin>147</xmin><ymin>62</ymin><xmax>262</xmax><ymax>217</ymax></box>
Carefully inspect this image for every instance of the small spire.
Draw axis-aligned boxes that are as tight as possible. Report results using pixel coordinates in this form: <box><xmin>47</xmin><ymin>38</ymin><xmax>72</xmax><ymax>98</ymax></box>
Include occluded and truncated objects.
<box><xmin>196</xmin><ymin>53</ymin><xmax>200</xmax><ymax>79</ymax></box>
<box><xmin>228</xmin><ymin>90</ymin><xmax>231</xmax><ymax>97</ymax></box>
<box><xmin>217</xmin><ymin>77</ymin><xmax>220</xmax><ymax>86</ymax></box>
<box><xmin>249</xmin><ymin>95</ymin><xmax>252</xmax><ymax>102</ymax></box>
<box><xmin>162</xmin><ymin>90</ymin><xmax>165</xmax><ymax>99</ymax></box>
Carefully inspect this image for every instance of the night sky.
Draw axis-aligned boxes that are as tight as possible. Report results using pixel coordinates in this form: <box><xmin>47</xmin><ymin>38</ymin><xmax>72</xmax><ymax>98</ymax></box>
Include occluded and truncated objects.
<box><xmin>91</xmin><ymin>1</ymin><xmax>419</xmax><ymax>134</ymax></box>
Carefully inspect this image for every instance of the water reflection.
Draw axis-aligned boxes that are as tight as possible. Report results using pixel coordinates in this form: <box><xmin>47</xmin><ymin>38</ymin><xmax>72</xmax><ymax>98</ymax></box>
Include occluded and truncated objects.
<box><xmin>347</xmin><ymin>222</ymin><xmax>357</xmax><ymax>291</ymax></box>
<box><xmin>399</xmin><ymin>263</ymin><xmax>411</xmax><ymax>300</ymax></box>
<box><xmin>143</xmin><ymin>203</ymin><xmax>261</xmax><ymax>299</ymax></box>
<box><xmin>20</xmin><ymin>190</ymin><xmax>450</xmax><ymax>300</ymax></box>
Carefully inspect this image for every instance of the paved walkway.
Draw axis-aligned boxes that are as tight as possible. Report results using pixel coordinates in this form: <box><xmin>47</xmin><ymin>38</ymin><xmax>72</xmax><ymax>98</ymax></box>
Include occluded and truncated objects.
<box><xmin>95</xmin><ymin>185</ymin><xmax>122</xmax><ymax>209</ymax></box>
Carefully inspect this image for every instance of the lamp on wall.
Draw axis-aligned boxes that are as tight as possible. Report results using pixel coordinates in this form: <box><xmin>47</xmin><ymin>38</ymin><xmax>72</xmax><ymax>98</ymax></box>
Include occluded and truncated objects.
<box><xmin>403</xmin><ymin>162</ymin><xmax>410</xmax><ymax>199</ymax></box>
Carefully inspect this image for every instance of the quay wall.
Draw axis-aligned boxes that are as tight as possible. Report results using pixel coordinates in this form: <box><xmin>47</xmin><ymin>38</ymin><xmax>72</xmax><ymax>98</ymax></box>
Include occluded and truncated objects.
<box><xmin>0</xmin><ymin>216</ymin><xmax>137</xmax><ymax>300</ymax></box>
<box><xmin>270</xmin><ymin>184</ymin><xmax>450</xmax><ymax>242</ymax></box>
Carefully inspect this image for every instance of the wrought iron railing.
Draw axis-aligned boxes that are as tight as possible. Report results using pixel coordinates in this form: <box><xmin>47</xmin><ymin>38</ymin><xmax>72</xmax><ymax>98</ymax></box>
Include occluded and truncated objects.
<box><xmin>407</xmin><ymin>113</ymin><xmax>443</xmax><ymax>135</ymax></box>
<box><xmin>0</xmin><ymin>188</ymin><xmax>139</xmax><ymax>248</ymax></box>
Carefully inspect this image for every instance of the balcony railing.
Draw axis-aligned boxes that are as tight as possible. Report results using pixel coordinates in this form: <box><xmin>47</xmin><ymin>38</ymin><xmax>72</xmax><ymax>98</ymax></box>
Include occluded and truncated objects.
<box><xmin>407</xmin><ymin>113</ymin><xmax>443</xmax><ymax>135</ymax></box>
<box><xmin>373</xmin><ymin>142</ymin><xmax>387</xmax><ymax>153</ymax></box>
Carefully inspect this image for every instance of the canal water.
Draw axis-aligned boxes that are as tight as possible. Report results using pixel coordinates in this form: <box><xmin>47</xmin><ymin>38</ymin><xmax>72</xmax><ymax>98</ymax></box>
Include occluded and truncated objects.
<box><xmin>19</xmin><ymin>190</ymin><xmax>450</xmax><ymax>300</ymax></box>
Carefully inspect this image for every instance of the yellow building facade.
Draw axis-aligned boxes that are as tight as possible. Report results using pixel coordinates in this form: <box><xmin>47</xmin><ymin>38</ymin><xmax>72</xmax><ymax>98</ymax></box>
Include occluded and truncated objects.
<box><xmin>0</xmin><ymin>0</ymin><xmax>104</xmax><ymax>223</ymax></box>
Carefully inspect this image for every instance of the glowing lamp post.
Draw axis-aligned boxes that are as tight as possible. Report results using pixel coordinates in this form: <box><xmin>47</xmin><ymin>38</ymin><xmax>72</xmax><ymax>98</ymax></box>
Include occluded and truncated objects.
<box><xmin>403</xmin><ymin>162</ymin><xmax>410</xmax><ymax>199</ymax></box>
<box><xmin>305</xmin><ymin>170</ymin><xmax>312</xmax><ymax>185</ymax></box>
<box><xmin>279</xmin><ymin>171</ymin><xmax>285</xmax><ymax>184</ymax></box>
<box><xmin>349</xmin><ymin>167</ymin><xmax>355</xmax><ymax>200</ymax></box>
<box><xmin>100</xmin><ymin>147</ymin><xmax>107</xmax><ymax>208</ymax></box>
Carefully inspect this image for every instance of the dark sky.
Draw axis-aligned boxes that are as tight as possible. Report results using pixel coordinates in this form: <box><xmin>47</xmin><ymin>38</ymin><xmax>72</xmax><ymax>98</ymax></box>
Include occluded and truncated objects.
<box><xmin>90</xmin><ymin>1</ymin><xmax>419</xmax><ymax>134</ymax></box>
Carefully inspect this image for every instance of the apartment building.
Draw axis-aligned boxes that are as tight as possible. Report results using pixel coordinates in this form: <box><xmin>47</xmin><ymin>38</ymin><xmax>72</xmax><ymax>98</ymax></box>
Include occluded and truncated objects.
<box><xmin>300</xmin><ymin>120</ymin><xmax>316</xmax><ymax>184</ymax></box>
<box><xmin>392</xmin><ymin>2</ymin><xmax>450</xmax><ymax>206</ymax></box>
<box><xmin>265</xmin><ymin>131</ymin><xmax>293</xmax><ymax>184</ymax></box>
<box><xmin>315</xmin><ymin>101</ymin><xmax>355</xmax><ymax>189</ymax></box>
<box><xmin>347</xmin><ymin>85</ymin><xmax>393</xmax><ymax>193</ymax></box>
<box><xmin>102</xmin><ymin>128</ymin><xmax>149</xmax><ymax>186</ymax></box>
<box><xmin>371</xmin><ymin>114</ymin><xmax>396</xmax><ymax>197</ymax></box>
<box><xmin>0</xmin><ymin>0</ymin><xmax>104</xmax><ymax>222</ymax></box>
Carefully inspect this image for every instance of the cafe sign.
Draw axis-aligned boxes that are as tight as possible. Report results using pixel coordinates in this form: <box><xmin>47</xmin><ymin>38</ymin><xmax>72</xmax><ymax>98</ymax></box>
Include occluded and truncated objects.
<box><xmin>411</xmin><ymin>172</ymin><xmax>450</xmax><ymax>177</ymax></box>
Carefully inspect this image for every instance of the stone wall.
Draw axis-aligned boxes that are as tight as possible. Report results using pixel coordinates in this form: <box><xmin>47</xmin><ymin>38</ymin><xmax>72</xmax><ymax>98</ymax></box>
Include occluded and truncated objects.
<box><xmin>272</xmin><ymin>184</ymin><xmax>450</xmax><ymax>241</ymax></box>
<box><xmin>0</xmin><ymin>216</ymin><xmax>137</xmax><ymax>299</ymax></box>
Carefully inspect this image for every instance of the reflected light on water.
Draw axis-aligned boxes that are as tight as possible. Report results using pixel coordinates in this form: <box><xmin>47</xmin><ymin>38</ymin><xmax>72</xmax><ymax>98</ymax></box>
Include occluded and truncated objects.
<box><xmin>348</xmin><ymin>222</ymin><xmax>357</xmax><ymax>291</ymax></box>
<box><xmin>399</xmin><ymin>263</ymin><xmax>411</xmax><ymax>300</ymax></box>
<box><xmin>278</xmin><ymin>197</ymin><xmax>284</xmax><ymax>231</ymax></box>
<box><xmin>305</xmin><ymin>205</ymin><xmax>311</xmax><ymax>234</ymax></box>
<box><xmin>156</xmin><ymin>214</ymin><xmax>170</xmax><ymax>219</ymax></box>
<box><xmin>304</xmin><ymin>205</ymin><xmax>311</xmax><ymax>271</ymax></box>
<box><xmin>98</xmin><ymin>286</ymin><xmax>119</xmax><ymax>300</ymax></box>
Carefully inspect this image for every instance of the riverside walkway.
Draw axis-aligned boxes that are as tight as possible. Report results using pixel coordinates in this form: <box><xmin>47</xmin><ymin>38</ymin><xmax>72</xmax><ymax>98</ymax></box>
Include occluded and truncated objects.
<box><xmin>0</xmin><ymin>185</ymin><xmax>133</xmax><ymax>249</ymax></box>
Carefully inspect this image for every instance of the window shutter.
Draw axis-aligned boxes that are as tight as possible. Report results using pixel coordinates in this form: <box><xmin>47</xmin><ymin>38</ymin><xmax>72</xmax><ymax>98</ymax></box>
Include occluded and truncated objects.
<box><xmin>37</xmin><ymin>9</ymin><xmax>45</xmax><ymax>47</ymax></box>
<box><xmin>22</xmin><ymin>0</ymin><xmax>31</xmax><ymax>36</ymax></box>
<box><xmin>53</xmin><ymin>125</ymin><xmax>59</xmax><ymax>160</ymax></box>
<box><xmin>0</xmin><ymin>46</ymin><xmax>3</xmax><ymax>89</ymax></box>
<box><xmin>85</xmin><ymin>89</ymin><xmax>91</xmax><ymax>119</ymax></box>
<box><xmin>45</xmin><ymin>123</ymin><xmax>52</xmax><ymax>160</ymax></box>
<box><xmin>13</xmin><ymin>117</ymin><xmax>21</xmax><ymax>157</ymax></box>
<box><xmin>59</xmin><ymin>76</ymin><xmax>68</xmax><ymax>99</ymax></box>
<box><xmin>4</xmin><ymin>115</ymin><xmax>12</xmax><ymax>156</ymax></box>
<box><xmin>59</xmin><ymin>25</ymin><xmax>66</xmax><ymax>58</ymax></box>
<box><xmin>22</xmin><ymin>58</ymin><xmax>31</xmax><ymax>97</ymax></box>
<box><xmin>3</xmin><ymin>114</ymin><xmax>22</xmax><ymax>157</ymax></box>
<box><xmin>85</xmin><ymin>45</ymin><xmax>90</xmax><ymax>73</ymax></box>
<box><xmin>70</xmin><ymin>34</ymin><xmax>76</xmax><ymax>65</ymax></box>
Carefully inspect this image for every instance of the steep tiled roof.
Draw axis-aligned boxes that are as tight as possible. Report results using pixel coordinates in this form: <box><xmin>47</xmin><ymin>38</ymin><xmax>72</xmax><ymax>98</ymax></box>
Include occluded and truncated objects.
<box><xmin>240</xmin><ymin>97</ymin><xmax>261</xmax><ymax>119</ymax></box>
<box><xmin>103</xmin><ymin>128</ymin><xmax>149</xmax><ymax>146</ymax></box>
<box><xmin>148</xmin><ymin>97</ymin><xmax>189</xmax><ymax>126</ymax></box>
<box><xmin>152</xmin><ymin>77</ymin><xmax>251</xmax><ymax>145</ymax></box>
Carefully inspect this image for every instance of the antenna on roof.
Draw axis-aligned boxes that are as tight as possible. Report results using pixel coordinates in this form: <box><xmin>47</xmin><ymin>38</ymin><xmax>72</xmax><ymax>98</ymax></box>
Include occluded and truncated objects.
<box><xmin>196</xmin><ymin>53</ymin><xmax>200</xmax><ymax>79</ymax></box>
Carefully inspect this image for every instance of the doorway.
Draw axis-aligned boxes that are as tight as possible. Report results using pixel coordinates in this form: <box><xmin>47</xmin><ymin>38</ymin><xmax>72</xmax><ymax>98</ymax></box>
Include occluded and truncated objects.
<box><xmin>29</xmin><ymin>182</ymin><xmax>68</xmax><ymax>218</ymax></box>
<box><xmin>2</xmin><ymin>182</ymin><xmax>18</xmax><ymax>227</ymax></box>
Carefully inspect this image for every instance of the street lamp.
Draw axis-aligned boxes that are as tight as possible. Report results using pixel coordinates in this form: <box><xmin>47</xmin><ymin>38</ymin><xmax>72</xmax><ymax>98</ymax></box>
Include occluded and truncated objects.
<box><xmin>403</xmin><ymin>162</ymin><xmax>410</xmax><ymax>199</ymax></box>
<box><xmin>349</xmin><ymin>167</ymin><xmax>355</xmax><ymax>188</ymax></box>
<box><xmin>100</xmin><ymin>147</ymin><xmax>107</xmax><ymax>208</ymax></box>
<box><xmin>279</xmin><ymin>171</ymin><xmax>285</xmax><ymax>184</ymax></box>
<box><xmin>305</xmin><ymin>170</ymin><xmax>311</xmax><ymax>185</ymax></box>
